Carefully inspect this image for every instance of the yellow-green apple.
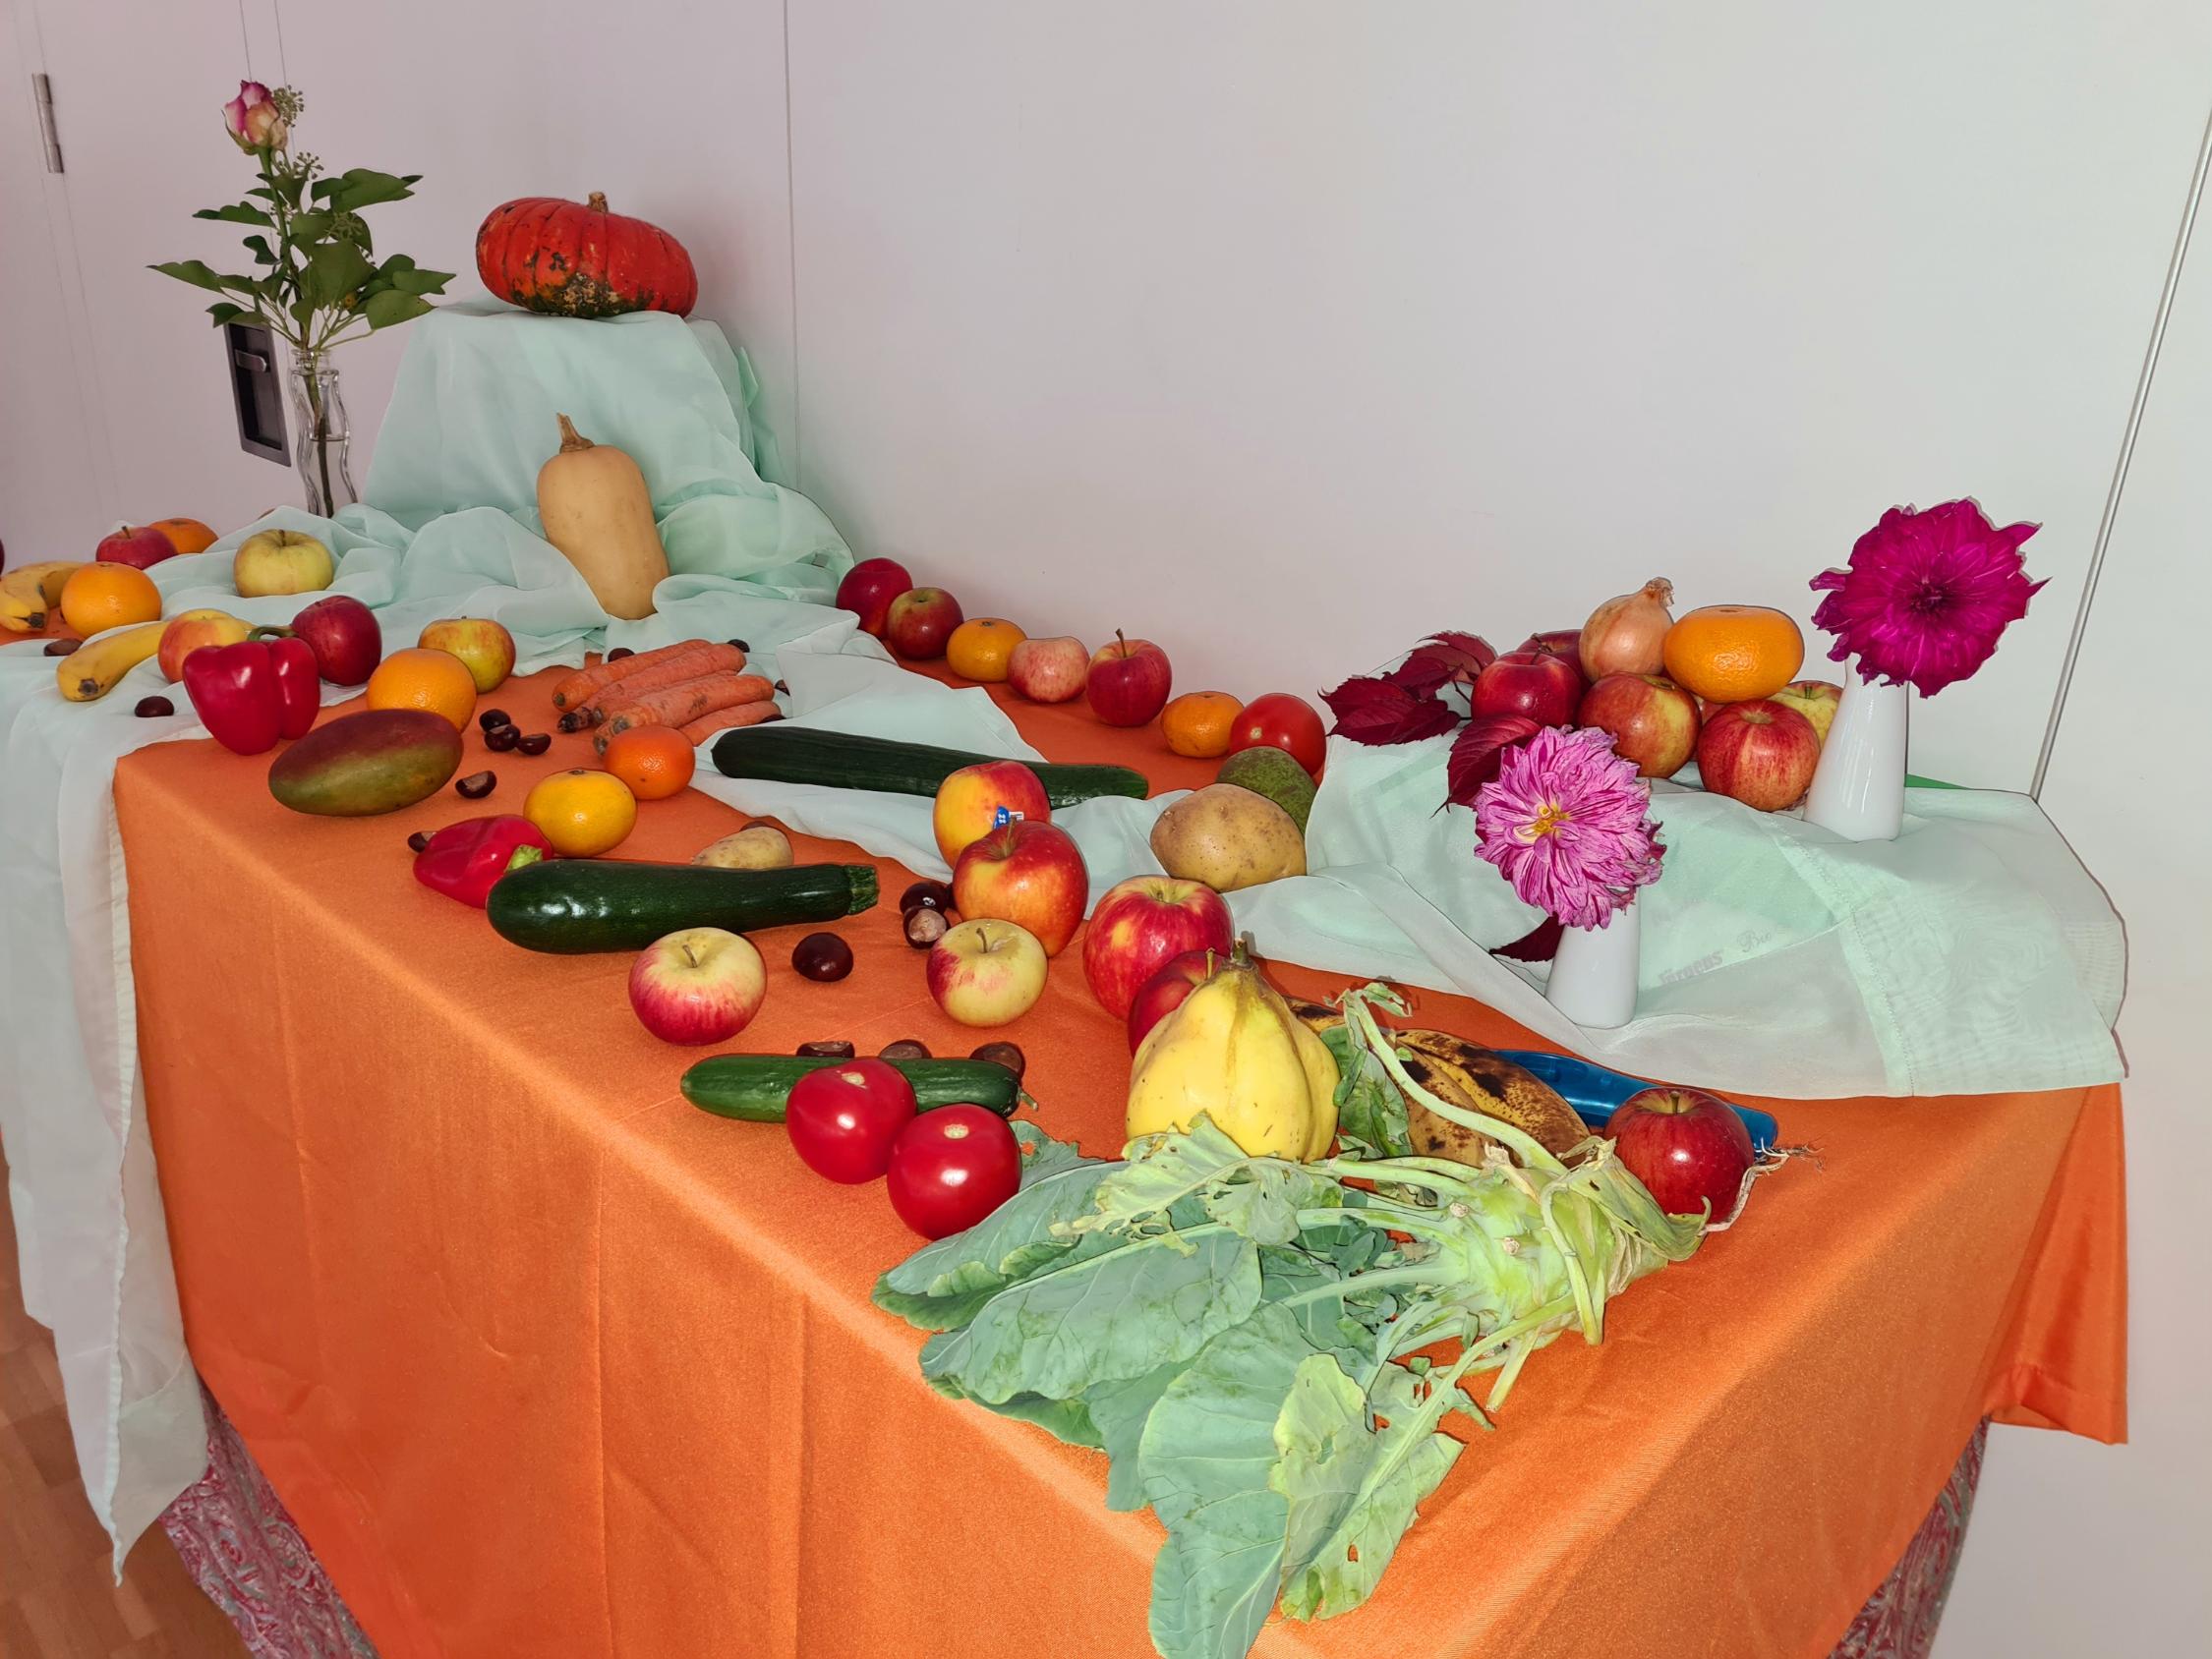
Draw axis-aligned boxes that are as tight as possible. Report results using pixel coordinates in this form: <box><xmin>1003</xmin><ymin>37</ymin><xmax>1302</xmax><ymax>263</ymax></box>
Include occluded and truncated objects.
<box><xmin>1008</xmin><ymin>635</ymin><xmax>1088</xmax><ymax>703</ymax></box>
<box><xmin>835</xmin><ymin>556</ymin><xmax>913</xmax><ymax>636</ymax></box>
<box><xmin>1471</xmin><ymin>650</ymin><xmax>1582</xmax><ymax>725</ymax></box>
<box><xmin>156</xmin><ymin>609</ymin><xmax>251</xmax><ymax>682</ymax></box>
<box><xmin>627</xmin><ymin>927</ymin><xmax>766</xmax><ymax>1045</ymax></box>
<box><xmin>288</xmin><ymin>594</ymin><xmax>381</xmax><ymax>685</ymax></box>
<box><xmin>1125</xmin><ymin>947</ymin><xmax>1219</xmax><ymax>1052</ymax></box>
<box><xmin>419</xmin><ymin>616</ymin><xmax>516</xmax><ymax>693</ymax></box>
<box><xmin>926</xmin><ymin>919</ymin><xmax>1048</xmax><ymax>1027</ymax></box>
<box><xmin>1080</xmin><ymin>875</ymin><xmax>1235</xmax><ymax>1018</ymax></box>
<box><xmin>1696</xmin><ymin>699</ymin><xmax>1819</xmax><ymax>812</ymax></box>
<box><xmin>1577</xmin><ymin>672</ymin><xmax>1700</xmax><ymax>778</ymax></box>
<box><xmin>1086</xmin><ymin>633</ymin><xmax>1173</xmax><ymax>727</ymax></box>
<box><xmin>96</xmin><ymin>523</ymin><xmax>177</xmax><ymax>570</ymax></box>
<box><xmin>953</xmin><ymin>820</ymin><xmax>1089</xmax><ymax>955</ymax></box>
<box><xmin>1602</xmin><ymin>1086</ymin><xmax>1755</xmax><ymax>1218</ymax></box>
<box><xmin>233</xmin><ymin>527</ymin><xmax>334</xmax><ymax>598</ymax></box>
<box><xmin>1772</xmin><ymin>679</ymin><xmax>1842</xmax><ymax>745</ymax></box>
<box><xmin>932</xmin><ymin>761</ymin><xmax>1051</xmax><ymax>866</ymax></box>
<box><xmin>885</xmin><ymin>587</ymin><xmax>964</xmax><ymax>658</ymax></box>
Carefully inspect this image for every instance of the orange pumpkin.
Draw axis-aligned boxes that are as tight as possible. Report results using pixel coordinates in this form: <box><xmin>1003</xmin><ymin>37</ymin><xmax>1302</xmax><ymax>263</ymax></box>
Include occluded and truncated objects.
<box><xmin>475</xmin><ymin>193</ymin><xmax>698</xmax><ymax>319</ymax></box>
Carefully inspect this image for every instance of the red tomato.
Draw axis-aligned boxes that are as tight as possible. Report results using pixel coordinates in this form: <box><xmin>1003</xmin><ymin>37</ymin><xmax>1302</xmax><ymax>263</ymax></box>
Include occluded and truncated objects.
<box><xmin>786</xmin><ymin>1059</ymin><xmax>917</xmax><ymax>1184</ymax></box>
<box><xmin>885</xmin><ymin>1105</ymin><xmax>1021</xmax><ymax>1238</ymax></box>
<box><xmin>1227</xmin><ymin>692</ymin><xmax>1326</xmax><ymax>779</ymax></box>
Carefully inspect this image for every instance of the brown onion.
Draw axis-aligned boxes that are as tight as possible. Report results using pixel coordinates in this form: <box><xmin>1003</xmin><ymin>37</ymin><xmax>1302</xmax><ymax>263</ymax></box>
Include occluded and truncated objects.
<box><xmin>1579</xmin><ymin>578</ymin><xmax>1675</xmax><ymax>678</ymax></box>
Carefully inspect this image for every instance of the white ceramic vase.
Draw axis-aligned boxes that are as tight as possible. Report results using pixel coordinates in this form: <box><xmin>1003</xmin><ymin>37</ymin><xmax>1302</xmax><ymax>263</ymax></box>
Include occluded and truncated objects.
<box><xmin>1546</xmin><ymin>902</ymin><xmax>1641</xmax><ymax>1029</ymax></box>
<box><xmin>1804</xmin><ymin>672</ymin><xmax>1908</xmax><ymax>841</ymax></box>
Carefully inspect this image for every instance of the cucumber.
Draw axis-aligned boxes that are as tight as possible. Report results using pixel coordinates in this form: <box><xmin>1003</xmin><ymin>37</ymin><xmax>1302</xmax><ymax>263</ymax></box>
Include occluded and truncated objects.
<box><xmin>488</xmin><ymin>860</ymin><xmax>877</xmax><ymax>953</ymax></box>
<box><xmin>710</xmin><ymin>726</ymin><xmax>1148</xmax><ymax>808</ymax></box>
<box><xmin>682</xmin><ymin>1056</ymin><xmax>1022</xmax><ymax>1121</ymax></box>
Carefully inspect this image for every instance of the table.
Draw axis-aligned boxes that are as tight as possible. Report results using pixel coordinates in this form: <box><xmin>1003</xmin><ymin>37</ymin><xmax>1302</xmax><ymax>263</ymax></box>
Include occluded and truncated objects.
<box><xmin>114</xmin><ymin>665</ymin><xmax>2125</xmax><ymax>1659</ymax></box>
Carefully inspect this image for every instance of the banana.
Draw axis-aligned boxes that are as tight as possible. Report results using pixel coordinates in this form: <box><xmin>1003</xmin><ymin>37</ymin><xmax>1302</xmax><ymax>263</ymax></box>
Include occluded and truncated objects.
<box><xmin>0</xmin><ymin>560</ymin><xmax>84</xmax><ymax>632</ymax></box>
<box><xmin>56</xmin><ymin>622</ymin><xmax>167</xmax><ymax>702</ymax></box>
<box><xmin>1393</xmin><ymin>1029</ymin><xmax>1589</xmax><ymax>1164</ymax></box>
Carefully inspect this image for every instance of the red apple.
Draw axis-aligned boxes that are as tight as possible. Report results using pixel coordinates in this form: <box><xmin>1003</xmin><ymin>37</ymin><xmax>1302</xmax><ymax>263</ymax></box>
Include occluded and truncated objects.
<box><xmin>953</xmin><ymin>819</ymin><xmax>1089</xmax><ymax>956</ymax></box>
<box><xmin>926</xmin><ymin>919</ymin><xmax>1049</xmax><ymax>1027</ymax></box>
<box><xmin>836</xmin><ymin>556</ymin><xmax>914</xmax><ymax>636</ymax></box>
<box><xmin>1771</xmin><ymin>679</ymin><xmax>1842</xmax><ymax>745</ymax></box>
<box><xmin>1577</xmin><ymin>673</ymin><xmax>1700</xmax><ymax>778</ymax></box>
<box><xmin>885</xmin><ymin>587</ymin><xmax>964</xmax><ymax>659</ymax></box>
<box><xmin>1081</xmin><ymin>876</ymin><xmax>1235</xmax><ymax>1018</ymax></box>
<box><xmin>1515</xmin><ymin>629</ymin><xmax>1588</xmax><ymax>685</ymax></box>
<box><xmin>290</xmin><ymin>594</ymin><xmax>383</xmax><ymax>686</ymax></box>
<box><xmin>96</xmin><ymin>523</ymin><xmax>178</xmax><ymax>570</ymax></box>
<box><xmin>1696</xmin><ymin>699</ymin><xmax>1819</xmax><ymax>812</ymax></box>
<box><xmin>627</xmin><ymin>927</ymin><xmax>767</xmax><ymax>1045</ymax></box>
<box><xmin>1008</xmin><ymin>635</ymin><xmax>1089</xmax><ymax>703</ymax></box>
<box><xmin>1471</xmin><ymin>650</ymin><xmax>1582</xmax><ymax>726</ymax></box>
<box><xmin>1603</xmin><ymin>1086</ymin><xmax>1755</xmax><ymax>1219</ymax></box>
<box><xmin>932</xmin><ymin>760</ymin><xmax>1052</xmax><ymax>866</ymax></box>
<box><xmin>1086</xmin><ymin>633</ymin><xmax>1173</xmax><ymax>727</ymax></box>
<box><xmin>1125</xmin><ymin>947</ymin><xmax>1219</xmax><ymax>1052</ymax></box>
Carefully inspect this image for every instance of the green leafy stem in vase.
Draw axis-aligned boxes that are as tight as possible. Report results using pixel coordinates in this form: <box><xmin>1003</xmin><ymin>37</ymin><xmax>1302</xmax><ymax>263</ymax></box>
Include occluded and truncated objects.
<box><xmin>150</xmin><ymin>83</ymin><xmax>453</xmax><ymax>502</ymax></box>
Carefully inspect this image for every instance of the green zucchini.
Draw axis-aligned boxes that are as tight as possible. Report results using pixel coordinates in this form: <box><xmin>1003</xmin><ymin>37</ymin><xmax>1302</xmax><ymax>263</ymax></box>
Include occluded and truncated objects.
<box><xmin>710</xmin><ymin>726</ymin><xmax>1148</xmax><ymax>808</ymax></box>
<box><xmin>488</xmin><ymin>860</ymin><xmax>877</xmax><ymax>953</ymax></box>
<box><xmin>682</xmin><ymin>1056</ymin><xmax>1022</xmax><ymax>1121</ymax></box>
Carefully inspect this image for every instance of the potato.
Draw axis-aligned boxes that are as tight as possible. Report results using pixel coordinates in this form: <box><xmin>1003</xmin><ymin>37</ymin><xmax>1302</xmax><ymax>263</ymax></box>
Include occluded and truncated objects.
<box><xmin>692</xmin><ymin>823</ymin><xmax>793</xmax><ymax>870</ymax></box>
<box><xmin>1149</xmin><ymin>783</ymin><xmax>1306</xmax><ymax>893</ymax></box>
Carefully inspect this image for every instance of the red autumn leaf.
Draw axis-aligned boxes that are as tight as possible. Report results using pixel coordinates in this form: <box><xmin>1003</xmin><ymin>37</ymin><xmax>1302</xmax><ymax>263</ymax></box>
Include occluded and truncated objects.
<box><xmin>1493</xmin><ymin>916</ymin><xmax>1562</xmax><ymax>963</ymax></box>
<box><xmin>1444</xmin><ymin>713</ymin><xmax>1541</xmax><ymax>807</ymax></box>
<box><xmin>1319</xmin><ymin>676</ymin><xmax>1461</xmax><ymax>746</ymax></box>
<box><xmin>1385</xmin><ymin>654</ymin><xmax>1454</xmax><ymax>696</ymax></box>
<box><xmin>1399</xmin><ymin>631</ymin><xmax>1496</xmax><ymax>689</ymax></box>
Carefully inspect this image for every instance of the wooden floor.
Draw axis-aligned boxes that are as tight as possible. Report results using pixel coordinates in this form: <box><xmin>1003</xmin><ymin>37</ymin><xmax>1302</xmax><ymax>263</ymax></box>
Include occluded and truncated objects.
<box><xmin>0</xmin><ymin>1150</ymin><xmax>245</xmax><ymax>1657</ymax></box>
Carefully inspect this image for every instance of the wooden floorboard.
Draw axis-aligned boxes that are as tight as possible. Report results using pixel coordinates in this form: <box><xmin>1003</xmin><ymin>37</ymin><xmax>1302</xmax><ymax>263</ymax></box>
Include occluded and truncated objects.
<box><xmin>0</xmin><ymin>1144</ymin><xmax>245</xmax><ymax>1658</ymax></box>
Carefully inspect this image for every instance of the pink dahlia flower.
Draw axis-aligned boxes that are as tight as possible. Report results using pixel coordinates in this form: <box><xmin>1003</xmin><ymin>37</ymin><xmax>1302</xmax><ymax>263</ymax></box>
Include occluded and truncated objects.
<box><xmin>1811</xmin><ymin>500</ymin><xmax>2044</xmax><ymax>696</ymax></box>
<box><xmin>1474</xmin><ymin>725</ymin><xmax>1662</xmax><ymax>931</ymax></box>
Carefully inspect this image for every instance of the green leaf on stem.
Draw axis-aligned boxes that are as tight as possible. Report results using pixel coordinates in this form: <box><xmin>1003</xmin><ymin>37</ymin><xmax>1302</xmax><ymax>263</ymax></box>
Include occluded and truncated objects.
<box><xmin>149</xmin><ymin>259</ymin><xmax>257</xmax><ymax>295</ymax></box>
<box><xmin>299</xmin><ymin>242</ymin><xmax>375</xmax><ymax>309</ymax></box>
<box><xmin>205</xmin><ymin>302</ymin><xmax>249</xmax><ymax>326</ymax></box>
<box><xmin>361</xmin><ymin>290</ymin><xmax>434</xmax><ymax>330</ymax></box>
<box><xmin>193</xmin><ymin>202</ymin><xmax>273</xmax><ymax>226</ymax></box>
<box><xmin>286</xmin><ymin>210</ymin><xmax>332</xmax><ymax>243</ymax></box>
<box><xmin>392</xmin><ymin>265</ymin><xmax>452</xmax><ymax>296</ymax></box>
<box><xmin>242</xmin><ymin>234</ymin><xmax>276</xmax><ymax>266</ymax></box>
<box><xmin>324</xmin><ymin>168</ymin><xmax>417</xmax><ymax>212</ymax></box>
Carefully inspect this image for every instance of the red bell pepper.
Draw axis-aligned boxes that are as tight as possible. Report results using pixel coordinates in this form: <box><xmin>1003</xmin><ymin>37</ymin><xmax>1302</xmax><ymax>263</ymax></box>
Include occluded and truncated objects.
<box><xmin>413</xmin><ymin>816</ymin><xmax>553</xmax><ymax>908</ymax></box>
<box><xmin>181</xmin><ymin>633</ymin><xmax>320</xmax><ymax>755</ymax></box>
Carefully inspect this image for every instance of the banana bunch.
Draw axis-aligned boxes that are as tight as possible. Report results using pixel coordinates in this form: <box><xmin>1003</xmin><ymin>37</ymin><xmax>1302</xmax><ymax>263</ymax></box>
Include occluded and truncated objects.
<box><xmin>1286</xmin><ymin>997</ymin><xmax>1589</xmax><ymax>1166</ymax></box>
<box><xmin>0</xmin><ymin>560</ymin><xmax>82</xmax><ymax>632</ymax></box>
<box><xmin>56</xmin><ymin>623</ymin><xmax>167</xmax><ymax>702</ymax></box>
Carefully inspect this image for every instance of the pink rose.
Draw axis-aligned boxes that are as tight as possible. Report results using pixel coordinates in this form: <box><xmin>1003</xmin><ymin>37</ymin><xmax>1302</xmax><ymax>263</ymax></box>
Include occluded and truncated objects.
<box><xmin>221</xmin><ymin>82</ymin><xmax>287</xmax><ymax>151</ymax></box>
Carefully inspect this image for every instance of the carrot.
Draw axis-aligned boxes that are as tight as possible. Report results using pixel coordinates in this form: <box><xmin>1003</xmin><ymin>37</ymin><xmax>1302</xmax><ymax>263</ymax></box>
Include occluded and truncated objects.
<box><xmin>549</xmin><ymin>639</ymin><xmax>737</xmax><ymax>710</ymax></box>
<box><xmin>601</xmin><ymin>672</ymin><xmax>777</xmax><ymax>739</ymax></box>
<box><xmin>579</xmin><ymin>644</ymin><xmax>748</xmax><ymax>724</ymax></box>
<box><xmin>677</xmin><ymin>702</ymin><xmax>784</xmax><ymax>744</ymax></box>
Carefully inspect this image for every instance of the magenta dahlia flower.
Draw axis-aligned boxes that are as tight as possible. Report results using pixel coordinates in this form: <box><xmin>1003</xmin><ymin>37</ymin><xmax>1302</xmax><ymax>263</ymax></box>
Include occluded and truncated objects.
<box><xmin>1474</xmin><ymin>726</ymin><xmax>1662</xmax><ymax>931</ymax></box>
<box><xmin>1810</xmin><ymin>500</ymin><xmax>2044</xmax><ymax>696</ymax></box>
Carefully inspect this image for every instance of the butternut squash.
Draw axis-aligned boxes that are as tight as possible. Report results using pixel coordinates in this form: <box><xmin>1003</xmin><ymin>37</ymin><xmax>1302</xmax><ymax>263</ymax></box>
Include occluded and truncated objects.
<box><xmin>536</xmin><ymin>414</ymin><xmax>669</xmax><ymax>620</ymax></box>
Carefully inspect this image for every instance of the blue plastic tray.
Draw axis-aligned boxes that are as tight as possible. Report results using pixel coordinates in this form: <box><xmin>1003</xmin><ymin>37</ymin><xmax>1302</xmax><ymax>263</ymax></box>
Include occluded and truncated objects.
<box><xmin>1494</xmin><ymin>1051</ymin><xmax>1778</xmax><ymax>1153</ymax></box>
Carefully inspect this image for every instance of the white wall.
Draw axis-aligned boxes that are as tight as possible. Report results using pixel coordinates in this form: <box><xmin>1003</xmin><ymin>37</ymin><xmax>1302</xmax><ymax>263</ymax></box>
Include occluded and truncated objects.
<box><xmin>4</xmin><ymin>3</ymin><xmax>2208</xmax><ymax>1653</ymax></box>
<box><xmin>1942</xmin><ymin>143</ymin><xmax>2212</xmax><ymax>1653</ymax></box>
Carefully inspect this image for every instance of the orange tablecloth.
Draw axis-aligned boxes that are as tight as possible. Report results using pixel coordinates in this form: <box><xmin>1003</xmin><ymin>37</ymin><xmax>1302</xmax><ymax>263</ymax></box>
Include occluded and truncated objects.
<box><xmin>115</xmin><ymin>665</ymin><xmax>2125</xmax><ymax>1659</ymax></box>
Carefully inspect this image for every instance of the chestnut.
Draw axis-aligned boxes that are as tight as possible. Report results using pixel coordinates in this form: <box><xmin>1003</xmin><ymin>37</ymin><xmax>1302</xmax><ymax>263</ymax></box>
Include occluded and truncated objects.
<box><xmin>133</xmin><ymin>695</ymin><xmax>174</xmax><ymax>718</ymax></box>
<box><xmin>478</xmin><ymin>709</ymin><xmax>512</xmax><ymax>732</ymax></box>
<box><xmin>517</xmin><ymin>732</ymin><xmax>552</xmax><ymax>756</ymax></box>
<box><xmin>879</xmin><ymin>1039</ymin><xmax>932</xmax><ymax>1061</ymax></box>
<box><xmin>968</xmin><ymin>1042</ymin><xmax>1026</xmax><ymax>1083</ymax></box>
<box><xmin>795</xmin><ymin>1039</ymin><xmax>857</xmax><ymax>1058</ymax></box>
<box><xmin>484</xmin><ymin>723</ymin><xmax>521</xmax><ymax>752</ymax></box>
<box><xmin>902</xmin><ymin>906</ymin><xmax>949</xmax><ymax>949</ymax></box>
<box><xmin>407</xmin><ymin>830</ymin><xmax>435</xmax><ymax>853</ymax></box>
<box><xmin>607</xmin><ymin>646</ymin><xmax>634</xmax><ymax>660</ymax></box>
<box><xmin>790</xmin><ymin>932</ymin><xmax>854</xmax><ymax>982</ymax></box>
<box><xmin>42</xmin><ymin>639</ymin><xmax>73</xmax><ymax>657</ymax></box>
<box><xmin>899</xmin><ymin>880</ymin><xmax>955</xmax><ymax>915</ymax></box>
<box><xmin>455</xmin><ymin>771</ymin><xmax>496</xmax><ymax>799</ymax></box>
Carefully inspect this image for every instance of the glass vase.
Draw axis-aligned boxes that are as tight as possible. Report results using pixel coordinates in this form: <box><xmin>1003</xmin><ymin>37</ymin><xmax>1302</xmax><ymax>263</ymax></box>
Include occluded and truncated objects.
<box><xmin>1546</xmin><ymin>902</ymin><xmax>1640</xmax><ymax>1029</ymax></box>
<box><xmin>287</xmin><ymin>352</ymin><xmax>358</xmax><ymax>517</ymax></box>
<box><xmin>1804</xmin><ymin>673</ymin><xmax>1908</xmax><ymax>841</ymax></box>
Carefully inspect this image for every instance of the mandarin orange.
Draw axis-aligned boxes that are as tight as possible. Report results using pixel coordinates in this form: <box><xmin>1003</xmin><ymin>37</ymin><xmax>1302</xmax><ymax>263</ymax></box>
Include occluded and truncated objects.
<box><xmin>1660</xmin><ymin>605</ymin><xmax>1805</xmax><ymax>704</ymax></box>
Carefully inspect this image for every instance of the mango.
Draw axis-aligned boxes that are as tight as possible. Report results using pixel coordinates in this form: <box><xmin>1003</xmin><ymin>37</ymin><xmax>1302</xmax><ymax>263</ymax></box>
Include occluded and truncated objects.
<box><xmin>268</xmin><ymin>710</ymin><xmax>462</xmax><ymax>817</ymax></box>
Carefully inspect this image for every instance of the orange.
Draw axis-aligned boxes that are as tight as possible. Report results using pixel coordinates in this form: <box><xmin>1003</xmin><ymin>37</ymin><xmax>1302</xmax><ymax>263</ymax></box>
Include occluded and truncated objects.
<box><xmin>946</xmin><ymin>617</ymin><xmax>1026</xmax><ymax>682</ymax></box>
<box><xmin>1161</xmin><ymin>691</ymin><xmax>1245</xmax><ymax>759</ymax></box>
<box><xmin>58</xmin><ymin>564</ymin><xmax>161</xmax><ymax>636</ymax></box>
<box><xmin>147</xmin><ymin>517</ymin><xmax>218</xmax><ymax>556</ymax></box>
<box><xmin>602</xmin><ymin>724</ymin><xmax>697</xmax><ymax>801</ymax></box>
<box><xmin>366</xmin><ymin>647</ymin><xmax>479</xmax><ymax>731</ymax></box>
<box><xmin>524</xmin><ymin>769</ymin><xmax>638</xmax><ymax>857</ymax></box>
<box><xmin>1660</xmin><ymin>605</ymin><xmax>1805</xmax><ymax>704</ymax></box>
